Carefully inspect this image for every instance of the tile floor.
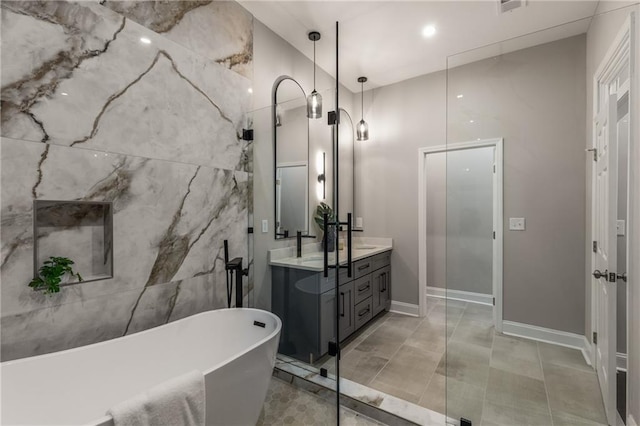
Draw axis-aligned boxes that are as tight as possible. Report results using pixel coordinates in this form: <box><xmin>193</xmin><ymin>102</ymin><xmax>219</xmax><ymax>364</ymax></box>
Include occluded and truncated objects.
<box><xmin>257</xmin><ymin>377</ymin><xmax>383</xmax><ymax>425</ymax></box>
<box><xmin>320</xmin><ymin>298</ymin><xmax>607</xmax><ymax>426</ymax></box>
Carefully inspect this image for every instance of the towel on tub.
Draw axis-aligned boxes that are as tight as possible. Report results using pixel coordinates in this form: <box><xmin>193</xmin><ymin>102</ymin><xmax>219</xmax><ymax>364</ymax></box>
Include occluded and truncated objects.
<box><xmin>107</xmin><ymin>370</ymin><xmax>205</xmax><ymax>426</ymax></box>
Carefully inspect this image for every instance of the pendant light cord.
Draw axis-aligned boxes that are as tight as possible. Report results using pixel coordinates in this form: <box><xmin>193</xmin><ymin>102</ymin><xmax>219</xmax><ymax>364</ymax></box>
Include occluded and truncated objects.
<box><xmin>313</xmin><ymin>40</ymin><xmax>316</xmax><ymax>91</ymax></box>
<box><xmin>361</xmin><ymin>81</ymin><xmax>364</xmax><ymax>120</ymax></box>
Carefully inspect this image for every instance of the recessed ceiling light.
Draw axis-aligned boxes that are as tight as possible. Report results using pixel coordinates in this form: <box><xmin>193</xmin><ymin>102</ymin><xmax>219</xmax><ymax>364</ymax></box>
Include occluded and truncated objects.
<box><xmin>140</xmin><ymin>37</ymin><xmax>151</xmax><ymax>44</ymax></box>
<box><xmin>469</xmin><ymin>120</ymin><xmax>475</xmax><ymax>123</ymax></box>
<box><xmin>422</xmin><ymin>25</ymin><xmax>436</xmax><ymax>38</ymax></box>
<box><xmin>248</xmin><ymin>88</ymin><xmax>253</xmax><ymax>94</ymax></box>
<box><xmin>457</xmin><ymin>94</ymin><xmax>463</xmax><ymax>99</ymax></box>
<box><xmin>61</xmin><ymin>92</ymin><xmax>68</xmax><ymax>96</ymax></box>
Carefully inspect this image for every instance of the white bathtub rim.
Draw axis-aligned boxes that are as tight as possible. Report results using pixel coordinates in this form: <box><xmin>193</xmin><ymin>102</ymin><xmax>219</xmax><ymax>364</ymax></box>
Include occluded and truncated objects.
<box><xmin>2</xmin><ymin>308</ymin><xmax>280</xmax><ymax>368</ymax></box>
<box><xmin>2</xmin><ymin>308</ymin><xmax>282</xmax><ymax>426</ymax></box>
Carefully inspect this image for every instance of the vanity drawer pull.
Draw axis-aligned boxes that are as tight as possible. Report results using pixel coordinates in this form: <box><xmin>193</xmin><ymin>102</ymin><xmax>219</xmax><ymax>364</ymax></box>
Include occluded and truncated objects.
<box><xmin>358</xmin><ymin>263</ymin><xmax>370</xmax><ymax>271</ymax></box>
<box><xmin>357</xmin><ymin>283</ymin><xmax>370</xmax><ymax>292</ymax></box>
<box><xmin>358</xmin><ymin>306</ymin><xmax>370</xmax><ymax>317</ymax></box>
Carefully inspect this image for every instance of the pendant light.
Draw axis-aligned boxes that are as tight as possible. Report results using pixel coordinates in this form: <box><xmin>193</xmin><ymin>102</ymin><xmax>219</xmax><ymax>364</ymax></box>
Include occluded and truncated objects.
<box><xmin>357</xmin><ymin>77</ymin><xmax>369</xmax><ymax>141</ymax></box>
<box><xmin>307</xmin><ymin>31</ymin><xmax>322</xmax><ymax>119</ymax></box>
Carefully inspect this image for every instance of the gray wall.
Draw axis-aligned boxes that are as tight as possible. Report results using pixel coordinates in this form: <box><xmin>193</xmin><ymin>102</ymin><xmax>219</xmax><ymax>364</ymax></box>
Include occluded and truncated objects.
<box><xmin>357</xmin><ymin>35</ymin><xmax>587</xmax><ymax>334</ymax></box>
<box><xmin>586</xmin><ymin>4</ymin><xmax>640</xmax><ymax>423</ymax></box>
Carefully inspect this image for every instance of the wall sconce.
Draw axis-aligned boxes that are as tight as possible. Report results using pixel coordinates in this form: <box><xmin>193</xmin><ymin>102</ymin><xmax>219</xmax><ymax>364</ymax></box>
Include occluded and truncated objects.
<box><xmin>357</xmin><ymin>76</ymin><xmax>369</xmax><ymax>141</ymax></box>
<box><xmin>307</xmin><ymin>31</ymin><xmax>322</xmax><ymax>119</ymax></box>
<box><xmin>317</xmin><ymin>152</ymin><xmax>326</xmax><ymax>200</ymax></box>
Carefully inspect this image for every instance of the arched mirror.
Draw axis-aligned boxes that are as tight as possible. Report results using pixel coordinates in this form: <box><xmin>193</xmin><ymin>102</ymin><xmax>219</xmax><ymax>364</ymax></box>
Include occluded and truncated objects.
<box><xmin>337</xmin><ymin>108</ymin><xmax>355</xmax><ymax>225</ymax></box>
<box><xmin>273</xmin><ymin>76</ymin><xmax>309</xmax><ymax>239</ymax></box>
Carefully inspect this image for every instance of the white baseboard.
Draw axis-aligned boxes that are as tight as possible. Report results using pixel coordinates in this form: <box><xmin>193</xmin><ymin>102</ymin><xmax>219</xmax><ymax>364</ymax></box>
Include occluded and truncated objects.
<box><xmin>427</xmin><ymin>286</ymin><xmax>493</xmax><ymax>306</ymax></box>
<box><xmin>629</xmin><ymin>414</ymin><xmax>638</xmax><ymax>426</ymax></box>
<box><xmin>502</xmin><ymin>321</ymin><xmax>593</xmax><ymax>367</ymax></box>
<box><xmin>617</xmin><ymin>352</ymin><xmax>628</xmax><ymax>371</ymax></box>
<box><xmin>583</xmin><ymin>335</ymin><xmax>594</xmax><ymax>367</ymax></box>
<box><xmin>390</xmin><ymin>301</ymin><xmax>420</xmax><ymax>317</ymax></box>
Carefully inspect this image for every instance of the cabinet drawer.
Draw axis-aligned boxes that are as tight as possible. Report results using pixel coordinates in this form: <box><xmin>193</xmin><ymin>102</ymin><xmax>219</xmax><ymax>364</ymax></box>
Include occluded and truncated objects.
<box><xmin>338</xmin><ymin>265</ymin><xmax>354</xmax><ymax>284</ymax></box>
<box><xmin>372</xmin><ymin>251</ymin><xmax>391</xmax><ymax>271</ymax></box>
<box><xmin>354</xmin><ymin>275</ymin><xmax>373</xmax><ymax>305</ymax></box>
<box><xmin>354</xmin><ymin>258</ymin><xmax>373</xmax><ymax>279</ymax></box>
<box><xmin>354</xmin><ymin>297</ymin><xmax>373</xmax><ymax>330</ymax></box>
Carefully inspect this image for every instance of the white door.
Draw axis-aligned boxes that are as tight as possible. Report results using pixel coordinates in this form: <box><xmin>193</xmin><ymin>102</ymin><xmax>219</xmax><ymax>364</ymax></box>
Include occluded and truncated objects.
<box><xmin>593</xmin><ymin>91</ymin><xmax>618</xmax><ymax>426</ymax></box>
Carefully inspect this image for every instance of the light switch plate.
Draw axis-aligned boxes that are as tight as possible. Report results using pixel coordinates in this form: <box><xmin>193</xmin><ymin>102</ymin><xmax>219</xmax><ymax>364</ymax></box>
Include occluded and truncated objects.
<box><xmin>509</xmin><ymin>217</ymin><xmax>525</xmax><ymax>231</ymax></box>
<box><xmin>356</xmin><ymin>217</ymin><xmax>363</xmax><ymax>228</ymax></box>
<box><xmin>617</xmin><ymin>220</ymin><xmax>626</xmax><ymax>236</ymax></box>
<box><xmin>261</xmin><ymin>219</ymin><xmax>268</xmax><ymax>233</ymax></box>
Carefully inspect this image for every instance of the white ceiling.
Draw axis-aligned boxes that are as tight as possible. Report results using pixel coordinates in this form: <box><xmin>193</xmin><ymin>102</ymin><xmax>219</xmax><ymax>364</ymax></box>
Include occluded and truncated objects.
<box><xmin>241</xmin><ymin>0</ymin><xmax>600</xmax><ymax>92</ymax></box>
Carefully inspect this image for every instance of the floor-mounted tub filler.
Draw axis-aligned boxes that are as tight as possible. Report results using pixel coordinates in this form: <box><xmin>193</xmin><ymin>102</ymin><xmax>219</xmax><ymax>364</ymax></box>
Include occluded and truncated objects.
<box><xmin>1</xmin><ymin>308</ymin><xmax>282</xmax><ymax>426</ymax></box>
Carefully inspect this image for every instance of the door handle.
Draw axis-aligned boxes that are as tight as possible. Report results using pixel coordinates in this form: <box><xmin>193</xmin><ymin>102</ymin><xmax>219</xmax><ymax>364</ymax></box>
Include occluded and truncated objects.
<box><xmin>592</xmin><ymin>269</ymin><xmax>608</xmax><ymax>280</ymax></box>
<box><xmin>617</xmin><ymin>273</ymin><xmax>627</xmax><ymax>283</ymax></box>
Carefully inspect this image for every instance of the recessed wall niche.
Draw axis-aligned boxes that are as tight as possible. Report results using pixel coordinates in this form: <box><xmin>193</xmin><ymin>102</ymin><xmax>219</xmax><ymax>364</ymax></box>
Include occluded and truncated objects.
<box><xmin>33</xmin><ymin>200</ymin><xmax>113</xmax><ymax>285</ymax></box>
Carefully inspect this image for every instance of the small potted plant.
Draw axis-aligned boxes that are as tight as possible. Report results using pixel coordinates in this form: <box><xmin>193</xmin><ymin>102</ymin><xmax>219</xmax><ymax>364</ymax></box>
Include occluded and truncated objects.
<box><xmin>29</xmin><ymin>256</ymin><xmax>83</xmax><ymax>294</ymax></box>
<box><xmin>314</xmin><ymin>202</ymin><xmax>336</xmax><ymax>252</ymax></box>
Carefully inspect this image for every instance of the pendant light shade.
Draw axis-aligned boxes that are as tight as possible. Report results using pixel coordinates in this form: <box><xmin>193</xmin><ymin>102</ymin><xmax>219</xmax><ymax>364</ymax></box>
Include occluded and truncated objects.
<box><xmin>357</xmin><ymin>76</ymin><xmax>369</xmax><ymax>141</ymax></box>
<box><xmin>357</xmin><ymin>119</ymin><xmax>369</xmax><ymax>141</ymax></box>
<box><xmin>307</xmin><ymin>90</ymin><xmax>322</xmax><ymax>119</ymax></box>
<box><xmin>307</xmin><ymin>31</ymin><xmax>322</xmax><ymax>119</ymax></box>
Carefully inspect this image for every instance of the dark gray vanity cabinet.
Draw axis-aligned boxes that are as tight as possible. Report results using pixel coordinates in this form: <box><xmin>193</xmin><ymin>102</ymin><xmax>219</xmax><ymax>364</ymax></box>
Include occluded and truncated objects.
<box><xmin>338</xmin><ymin>281</ymin><xmax>355</xmax><ymax>339</ymax></box>
<box><xmin>271</xmin><ymin>249</ymin><xmax>391</xmax><ymax>363</ymax></box>
<box><xmin>372</xmin><ymin>265</ymin><xmax>391</xmax><ymax>316</ymax></box>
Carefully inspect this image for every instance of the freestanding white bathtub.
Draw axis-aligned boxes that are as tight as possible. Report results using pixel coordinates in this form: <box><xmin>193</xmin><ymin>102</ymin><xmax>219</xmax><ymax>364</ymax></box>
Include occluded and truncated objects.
<box><xmin>1</xmin><ymin>308</ymin><xmax>281</xmax><ymax>426</ymax></box>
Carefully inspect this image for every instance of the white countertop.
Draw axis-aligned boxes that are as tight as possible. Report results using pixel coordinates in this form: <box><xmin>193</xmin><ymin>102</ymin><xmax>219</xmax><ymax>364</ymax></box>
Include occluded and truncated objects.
<box><xmin>268</xmin><ymin>237</ymin><xmax>392</xmax><ymax>272</ymax></box>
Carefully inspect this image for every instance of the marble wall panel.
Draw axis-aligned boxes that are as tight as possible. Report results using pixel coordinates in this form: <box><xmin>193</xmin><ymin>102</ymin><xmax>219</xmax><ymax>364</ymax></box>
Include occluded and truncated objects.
<box><xmin>103</xmin><ymin>0</ymin><xmax>253</xmax><ymax>79</ymax></box>
<box><xmin>0</xmin><ymin>0</ymin><xmax>253</xmax><ymax>361</ymax></box>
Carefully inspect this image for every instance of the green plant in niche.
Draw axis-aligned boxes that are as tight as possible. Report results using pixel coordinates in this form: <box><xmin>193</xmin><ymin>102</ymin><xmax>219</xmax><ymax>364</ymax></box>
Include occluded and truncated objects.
<box><xmin>29</xmin><ymin>256</ymin><xmax>83</xmax><ymax>294</ymax></box>
<box><xmin>314</xmin><ymin>202</ymin><xmax>335</xmax><ymax>231</ymax></box>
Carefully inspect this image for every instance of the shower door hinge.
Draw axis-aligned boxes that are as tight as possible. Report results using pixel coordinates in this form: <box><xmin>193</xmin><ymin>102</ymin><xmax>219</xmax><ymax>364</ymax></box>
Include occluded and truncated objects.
<box><xmin>493</xmin><ymin>297</ymin><xmax>495</xmax><ymax>306</ymax></box>
<box><xmin>493</xmin><ymin>164</ymin><xmax>496</xmax><ymax>173</ymax></box>
<box><xmin>328</xmin><ymin>340</ymin><xmax>340</xmax><ymax>358</ymax></box>
<box><xmin>328</xmin><ymin>110</ymin><xmax>338</xmax><ymax>126</ymax></box>
<box><xmin>242</xmin><ymin>129</ymin><xmax>254</xmax><ymax>141</ymax></box>
<box><xmin>592</xmin><ymin>241</ymin><xmax>598</xmax><ymax>253</ymax></box>
<box><xmin>493</xmin><ymin>231</ymin><xmax>496</xmax><ymax>239</ymax></box>
<box><xmin>248</xmin><ymin>227</ymin><xmax>254</xmax><ymax>234</ymax></box>
<box><xmin>587</xmin><ymin>148</ymin><xmax>597</xmax><ymax>161</ymax></box>
<box><xmin>593</xmin><ymin>332</ymin><xmax>597</xmax><ymax>345</ymax></box>
<box><xmin>460</xmin><ymin>418</ymin><xmax>473</xmax><ymax>426</ymax></box>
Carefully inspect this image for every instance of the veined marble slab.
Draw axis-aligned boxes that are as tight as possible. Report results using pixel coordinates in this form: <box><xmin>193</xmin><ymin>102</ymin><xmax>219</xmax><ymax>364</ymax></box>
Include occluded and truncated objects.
<box><xmin>268</xmin><ymin>238</ymin><xmax>393</xmax><ymax>272</ymax></box>
<box><xmin>1</xmin><ymin>0</ymin><xmax>252</xmax><ymax>173</ymax></box>
<box><xmin>0</xmin><ymin>136</ymin><xmax>250</xmax><ymax>359</ymax></box>
<box><xmin>103</xmin><ymin>0</ymin><xmax>253</xmax><ymax>79</ymax></box>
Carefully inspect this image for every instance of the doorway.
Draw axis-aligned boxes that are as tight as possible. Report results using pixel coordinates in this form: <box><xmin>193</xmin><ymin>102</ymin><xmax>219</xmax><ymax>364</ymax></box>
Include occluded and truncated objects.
<box><xmin>418</xmin><ymin>139</ymin><xmax>504</xmax><ymax>331</ymax></box>
<box><xmin>591</xmin><ymin>15</ymin><xmax>634</xmax><ymax>426</ymax></box>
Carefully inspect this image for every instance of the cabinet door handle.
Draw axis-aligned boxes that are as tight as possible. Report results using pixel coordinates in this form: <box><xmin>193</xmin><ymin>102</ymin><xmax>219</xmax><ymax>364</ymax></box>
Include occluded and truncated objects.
<box><xmin>358</xmin><ymin>263</ymin><xmax>370</xmax><ymax>271</ymax></box>
<box><xmin>340</xmin><ymin>292</ymin><xmax>345</xmax><ymax>317</ymax></box>
<box><xmin>358</xmin><ymin>306</ymin><xmax>370</xmax><ymax>317</ymax></box>
<box><xmin>358</xmin><ymin>283</ymin><xmax>370</xmax><ymax>292</ymax></box>
<box><xmin>380</xmin><ymin>273</ymin><xmax>386</xmax><ymax>293</ymax></box>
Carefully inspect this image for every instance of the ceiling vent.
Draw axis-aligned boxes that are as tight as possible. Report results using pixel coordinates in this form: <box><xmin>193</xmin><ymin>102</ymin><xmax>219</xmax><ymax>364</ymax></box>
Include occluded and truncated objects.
<box><xmin>498</xmin><ymin>0</ymin><xmax>525</xmax><ymax>14</ymax></box>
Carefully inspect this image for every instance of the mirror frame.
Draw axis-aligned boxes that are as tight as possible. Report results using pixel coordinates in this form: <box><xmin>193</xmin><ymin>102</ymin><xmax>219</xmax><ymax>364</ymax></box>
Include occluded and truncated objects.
<box><xmin>336</xmin><ymin>108</ymin><xmax>359</xmax><ymax>228</ymax></box>
<box><xmin>272</xmin><ymin>75</ymin><xmax>309</xmax><ymax>239</ymax></box>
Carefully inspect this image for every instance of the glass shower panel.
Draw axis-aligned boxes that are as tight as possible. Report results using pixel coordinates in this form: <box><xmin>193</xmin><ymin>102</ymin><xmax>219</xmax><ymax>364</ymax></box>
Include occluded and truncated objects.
<box><xmin>248</xmin><ymin>81</ymin><xmax>340</xmax><ymax>421</ymax></box>
<box><xmin>444</xmin><ymin>14</ymin><xmax>607</xmax><ymax>426</ymax></box>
